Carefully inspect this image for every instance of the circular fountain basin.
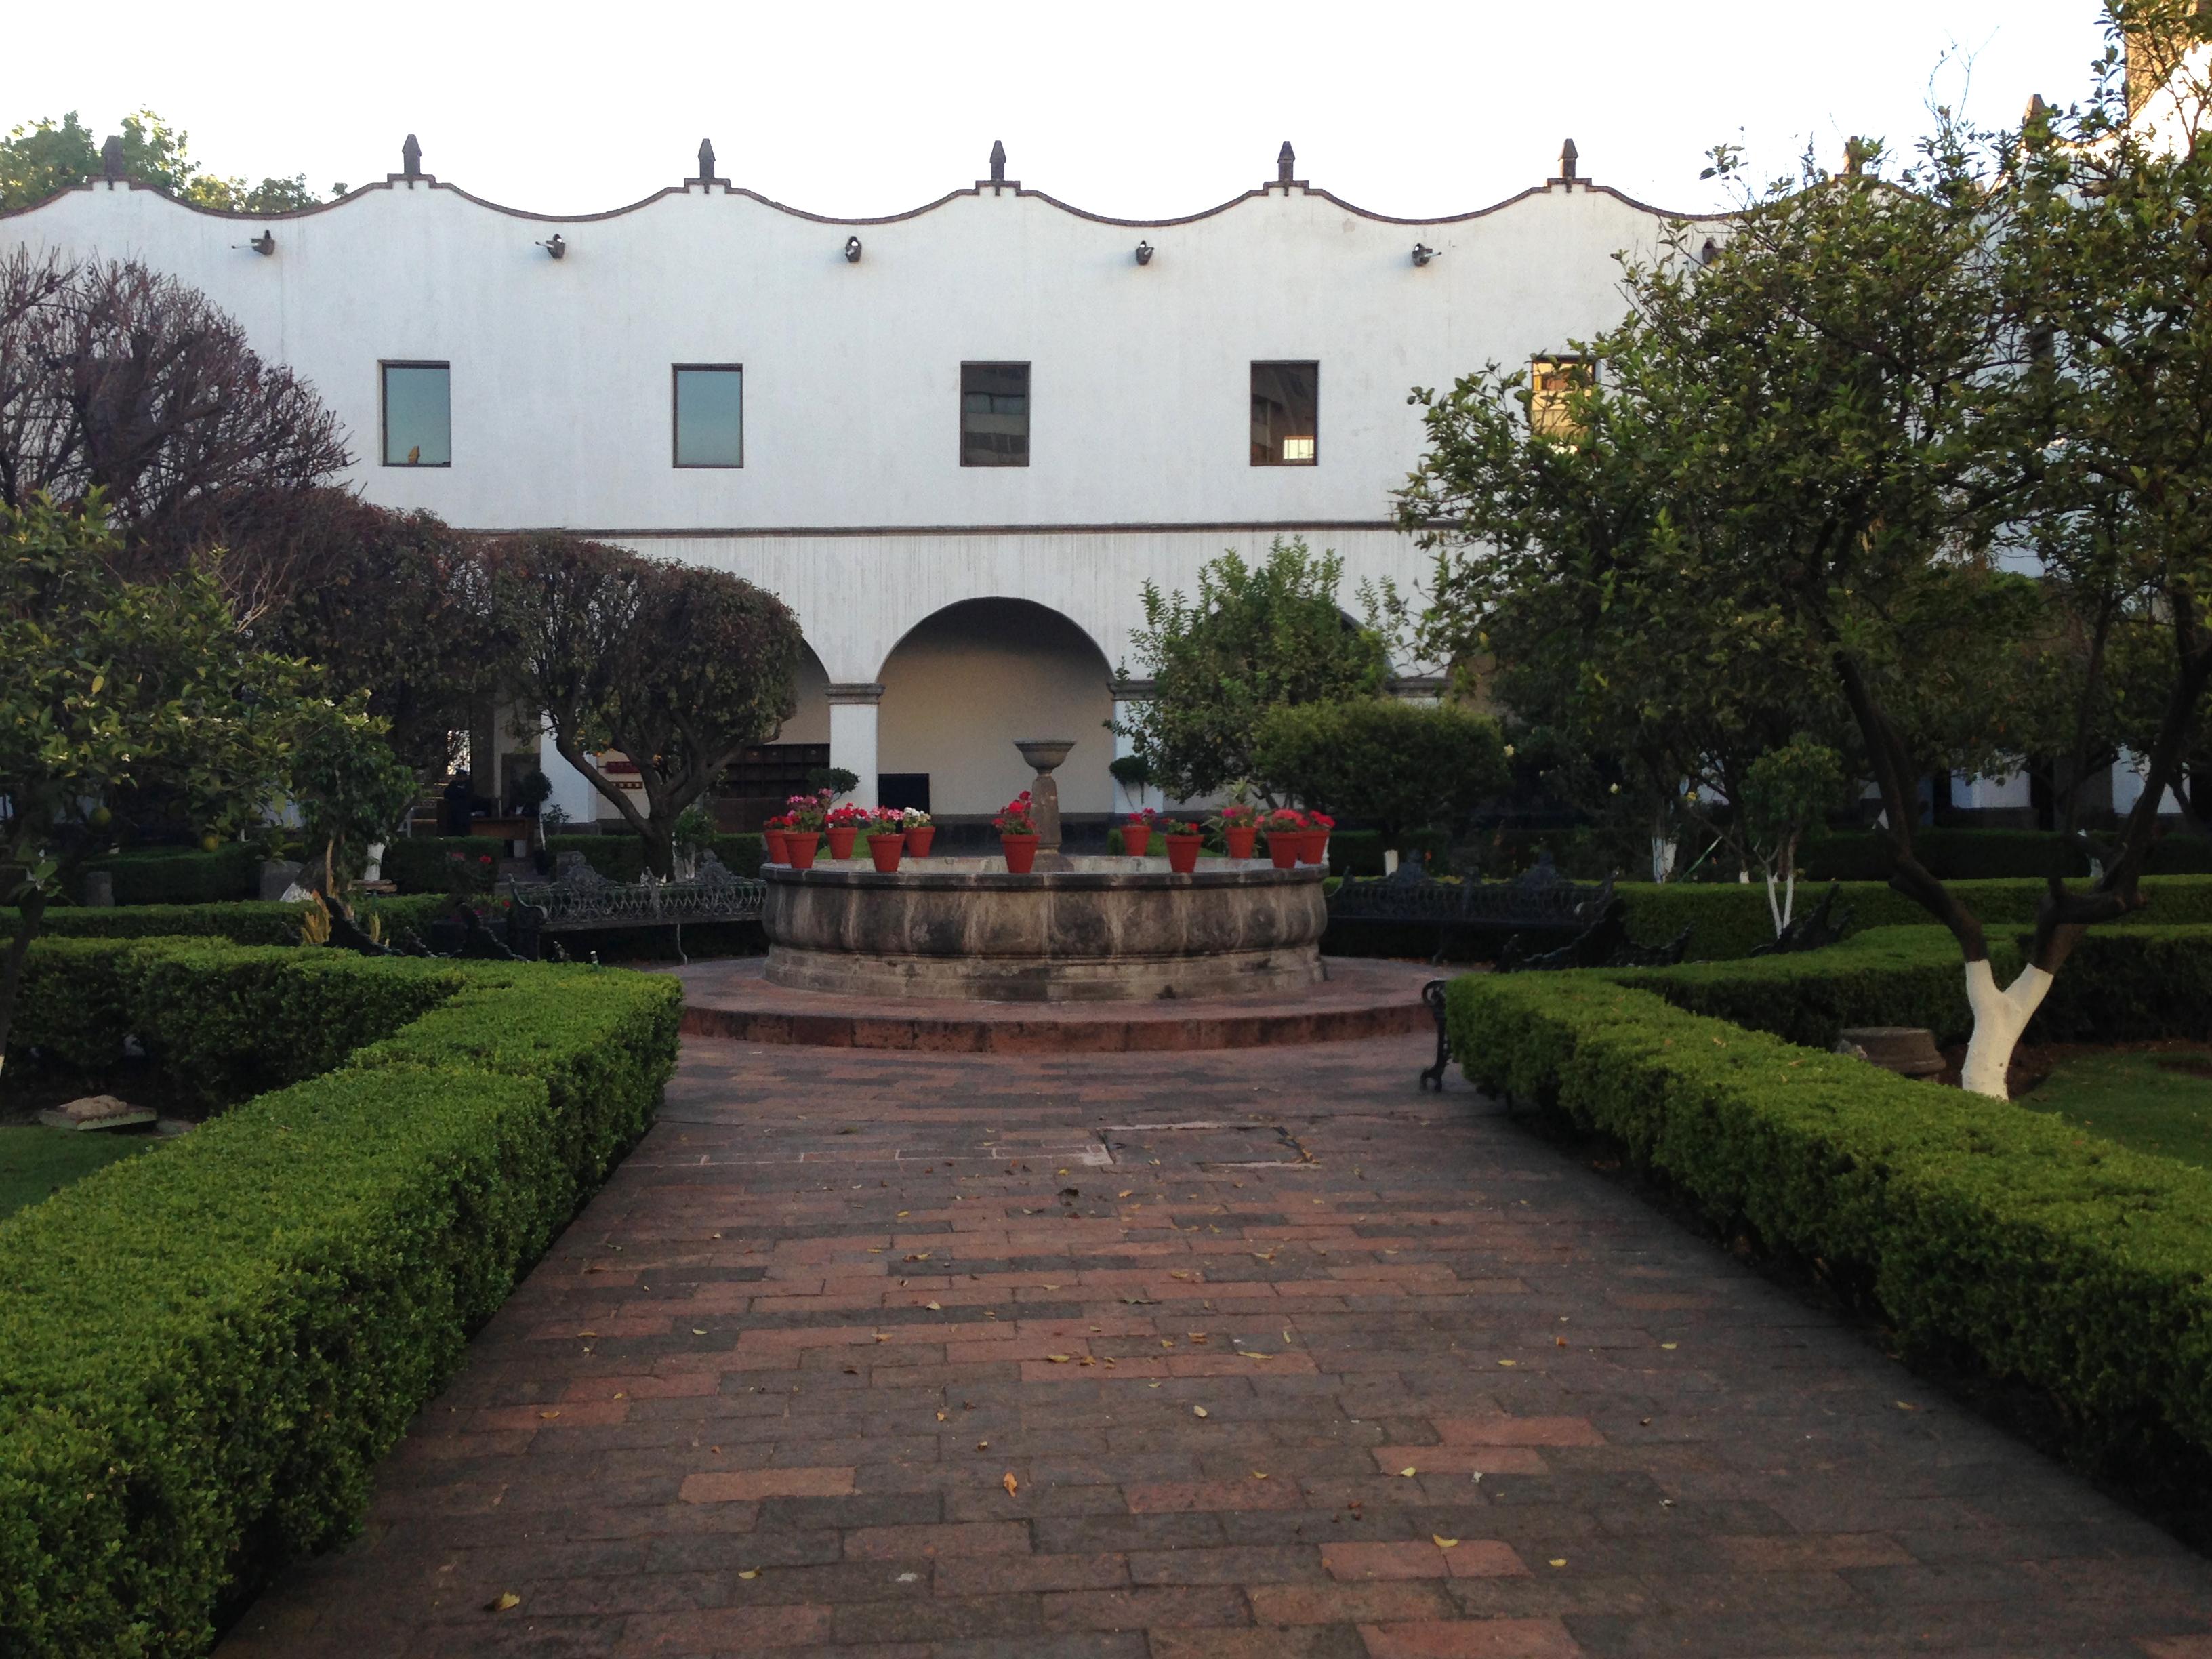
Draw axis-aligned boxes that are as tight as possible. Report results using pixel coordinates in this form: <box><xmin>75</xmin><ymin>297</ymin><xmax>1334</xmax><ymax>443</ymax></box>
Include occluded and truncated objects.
<box><xmin>761</xmin><ymin>855</ymin><xmax>1327</xmax><ymax>1002</ymax></box>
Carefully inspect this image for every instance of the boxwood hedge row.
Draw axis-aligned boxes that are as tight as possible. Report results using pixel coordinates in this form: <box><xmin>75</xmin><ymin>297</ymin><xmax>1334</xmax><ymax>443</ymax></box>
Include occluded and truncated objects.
<box><xmin>0</xmin><ymin>941</ymin><xmax>682</xmax><ymax>1657</ymax></box>
<box><xmin>5</xmin><ymin>895</ymin><xmax>449</xmax><ymax>949</ymax></box>
<box><xmin>1445</xmin><ymin>941</ymin><xmax>2212</xmax><ymax>1499</ymax></box>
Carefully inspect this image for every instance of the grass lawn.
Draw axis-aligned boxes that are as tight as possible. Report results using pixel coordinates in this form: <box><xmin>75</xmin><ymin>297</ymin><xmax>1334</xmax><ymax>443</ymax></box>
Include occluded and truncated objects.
<box><xmin>0</xmin><ymin>1124</ymin><xmax>158</xmax><ymax>1221</ymax></box>
<box><xmin>2019</xmin><ymin>1048</ymin><xmax>2212</xmax><ymax>1170</ymax></box>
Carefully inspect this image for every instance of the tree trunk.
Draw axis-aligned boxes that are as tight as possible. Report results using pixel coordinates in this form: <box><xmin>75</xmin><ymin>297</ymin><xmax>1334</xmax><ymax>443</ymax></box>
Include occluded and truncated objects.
<box><xmin>1958</xmin><ymin>957</ymin><xmax>2055</xmax><ymax>1099</ymax></box>
<box><xmin>644</xmin><ymin>823</ymin><xmax>677</xmax><ymax>880</ymax></box>
<box><xmin>0</xmin><ymin>895</ymin><xmax>47</xmax><ymax>1082</ymax></box>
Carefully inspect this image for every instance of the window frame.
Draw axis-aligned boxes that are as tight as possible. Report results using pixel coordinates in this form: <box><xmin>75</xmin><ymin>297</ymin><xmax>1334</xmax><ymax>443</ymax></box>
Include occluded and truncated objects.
<box><xmin>1249</xmin><ymin>359</ymin><xmax>1319</xmax><ymax>467</ymax></box>
<box><xmin>378</xmin><ymin>359</ymin><xmax>452</xmax><ymax>468</ymax></box>
<box><xmin>671</xmin><ymin>362</ymin><xmax>746</xmax><ymax>470</ymax></box>
<box><xmin>958</xmin><ymin>359</ymin><xmax>1032</xmax><ymax>468</ymax></box>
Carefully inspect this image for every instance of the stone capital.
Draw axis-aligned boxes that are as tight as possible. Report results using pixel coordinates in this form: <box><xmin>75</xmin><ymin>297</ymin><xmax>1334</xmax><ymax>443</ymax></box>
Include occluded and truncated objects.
<box><xmin>825</xmin><ymin>682</ymin><xmax>886</xmax><ymax>705</ymax></box>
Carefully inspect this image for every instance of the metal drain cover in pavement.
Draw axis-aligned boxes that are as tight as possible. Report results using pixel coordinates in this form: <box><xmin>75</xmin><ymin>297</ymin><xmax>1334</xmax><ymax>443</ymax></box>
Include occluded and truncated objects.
<box><xmin>1097</xmin><ymin>1121</ymin><xmax>1317</xmax><ymax>1168</ymax></box>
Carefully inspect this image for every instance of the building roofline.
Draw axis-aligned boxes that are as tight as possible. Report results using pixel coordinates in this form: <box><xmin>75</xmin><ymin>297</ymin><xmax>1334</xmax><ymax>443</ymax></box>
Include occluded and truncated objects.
<box><xmin>1</xmin><ymin>170</ymin><xmax>1722</xmax><ymax>230</ymax></box>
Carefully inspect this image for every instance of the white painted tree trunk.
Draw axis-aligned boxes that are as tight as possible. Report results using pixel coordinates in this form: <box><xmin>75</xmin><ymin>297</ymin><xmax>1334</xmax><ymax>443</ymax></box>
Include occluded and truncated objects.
<box><xmin>1959</xmin><ymin>958</ymin><xmax>2055</xmax><ymax>1099</ymax></box>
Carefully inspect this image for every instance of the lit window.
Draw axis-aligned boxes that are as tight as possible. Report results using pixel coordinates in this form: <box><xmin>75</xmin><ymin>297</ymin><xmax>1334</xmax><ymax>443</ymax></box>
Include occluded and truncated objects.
<box><xmin>1250</xmin><ymin>361</ymin><xmax>1317</xmax><ymax>466</ymax></box>
<box><xmin>381</xmin><ymin>362</ymin><xmax>450</xmax><ymax>467</ymax></box>
<box><xmin>961</xmin><ymin>362</ymin><xmax>1030</xmax><ymax>466</ymax></box>
<box><xmin>1530</xmin><ymin>357</ymin><xmax>1593</xmax><ymax>443</ymax></box>
<box><xmin>674</xmin><ymin>365</ymin><xmax>744</xmax><ymax>468</ymax></box>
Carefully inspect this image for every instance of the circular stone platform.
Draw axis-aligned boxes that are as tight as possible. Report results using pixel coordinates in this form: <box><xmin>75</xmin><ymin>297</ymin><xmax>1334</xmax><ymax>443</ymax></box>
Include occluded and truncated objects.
<box><xmin>761</xmin><ymin>857</ymin><xmax>1326</xmax><ymax>1003</ymax></box>
<box><xmin>668</xmin><ymin>956</ymin><xmax>1437</xmax><ymax>1053</ymax></box>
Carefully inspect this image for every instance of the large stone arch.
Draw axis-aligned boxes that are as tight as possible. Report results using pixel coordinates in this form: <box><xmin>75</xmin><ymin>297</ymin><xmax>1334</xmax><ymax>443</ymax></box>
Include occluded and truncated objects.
<box><xmin>872</xmin><ymin>598</ymin><xmax>1116</xmax><ymax>821</ymax></box>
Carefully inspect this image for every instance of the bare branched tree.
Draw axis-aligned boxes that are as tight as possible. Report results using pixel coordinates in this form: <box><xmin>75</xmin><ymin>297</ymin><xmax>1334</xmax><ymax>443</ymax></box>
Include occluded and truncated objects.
<box><xmin>0</xmin><ymin>248</ymin><xmax>350</xmax><ymax>618</ymax></box>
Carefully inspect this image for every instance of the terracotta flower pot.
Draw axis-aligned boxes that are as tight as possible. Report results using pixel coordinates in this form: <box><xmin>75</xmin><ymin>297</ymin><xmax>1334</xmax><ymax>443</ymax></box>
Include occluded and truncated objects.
<box><xmin>867</xmin><ymin>832</ymin><xmax>905</xmax><ymax>873</ymax></box>
<box><xmin>1299</xmin><ymin>828</ymin><xmax>1329</xmax><ymax>867</ymax></box>
<box><xmin>1126</xmin><ymin>816</ymin><xmax>1154</xmax><ymax>849</ymax></box>
<box><xmin>763</xmin><ymin>827</ymin><xmax>789</xmax><ymax>865</ymax></box>
<box><xmin>1265</xmin><ymin>832</ymin><xmax>1300</xmax><ymax>870</ymax></box>
<box><xmin>1224</xmin><ymin>826</ymin><xmax>1257</xmax><ymax>860</ymax></box>
<box><xmin>785</xmin><ymin>832</ymin><xmax>821</xmax><ymax>870</ymax></box>
<box><xmin>904</xmin><ymin>825</ymin><xmax>936</xmax><ymax>857</ymax></box>
<box><xmin>1000</xmin><ymin>834</ymin><xmax>1040</xmax><ymax>874</ymax></box>
<box><xmin>1165</xmin><ymin>832</ymin><xmax>1203</xmax><ymax>874</ymax></box>
<box><xmin>825</xmin><ymin>825</ymin><xmax>859</xmax><ymax>860</ymax></box>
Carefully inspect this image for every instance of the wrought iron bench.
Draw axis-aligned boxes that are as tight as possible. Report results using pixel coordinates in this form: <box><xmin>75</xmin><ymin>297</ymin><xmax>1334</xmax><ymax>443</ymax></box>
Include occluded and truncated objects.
<box><xmin>501</xmin><ymin>852</ymin><xmax>766</xmax><ymax>964</ymax></box>
<box><xmin>1328</xmin><ymin>855</ymin><xmax>1615</xmax><ymax>965</ymax></box>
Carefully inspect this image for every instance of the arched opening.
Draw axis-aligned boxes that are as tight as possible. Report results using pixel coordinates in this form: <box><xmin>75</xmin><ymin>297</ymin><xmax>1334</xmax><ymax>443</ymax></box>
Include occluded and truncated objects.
<box><xmin>877</xmin><ymin>598</ymin><xmax>1114</xmax><ymax>821</ymax></box>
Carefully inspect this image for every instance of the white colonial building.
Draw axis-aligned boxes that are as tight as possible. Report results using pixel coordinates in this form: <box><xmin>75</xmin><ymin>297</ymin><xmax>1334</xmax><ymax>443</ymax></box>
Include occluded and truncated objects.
<box><xmin>4</xmin><ymin>134</ymin><xmax>1719</xmax><ymax>827</ymax></box>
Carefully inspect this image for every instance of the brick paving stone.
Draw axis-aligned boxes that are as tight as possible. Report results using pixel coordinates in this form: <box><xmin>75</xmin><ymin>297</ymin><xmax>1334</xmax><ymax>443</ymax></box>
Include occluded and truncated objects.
<box><xmin>216</xmin><ymin>1029</ymin><xmax>2212</xmax><ymax>1658</ymax></box>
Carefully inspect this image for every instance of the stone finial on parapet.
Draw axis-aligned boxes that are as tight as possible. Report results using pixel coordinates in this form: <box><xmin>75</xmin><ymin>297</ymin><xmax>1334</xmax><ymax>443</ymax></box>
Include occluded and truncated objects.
<box><xmin>101</xmin><ymin>135</ymin><xmax>125</xmax><ymax>180</ymax></box>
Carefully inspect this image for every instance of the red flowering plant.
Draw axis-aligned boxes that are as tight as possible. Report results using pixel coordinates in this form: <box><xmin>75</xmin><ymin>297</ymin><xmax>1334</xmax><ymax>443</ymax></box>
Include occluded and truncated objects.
<box><xmin>994</xmin><ymin>791</ymin><xmax>1038</xmax><ymax>835</ymax></box>
<box><xmin>1159</xmin><ymin>819</ymin><xmax>1203</xmax><ymax>836</ymax></box>
<box><xmin>1262</xmin><ymin>808</ymin><xmax>1308</xmax><ymax>832</ymax></box>
<box><xmin>1307</xmin><ymin>812</ymin><xmax>1336</xmax><ymax>831</ymax></box>
<box><xmin>1208</xmin><ymin>804</ymin><xmax>1261</xmax><ymax>834</ymax></box>
<box><xmin>825</xmin><ymin>803</ymin><xmax>874</xmax><ymax>831</ymax></box>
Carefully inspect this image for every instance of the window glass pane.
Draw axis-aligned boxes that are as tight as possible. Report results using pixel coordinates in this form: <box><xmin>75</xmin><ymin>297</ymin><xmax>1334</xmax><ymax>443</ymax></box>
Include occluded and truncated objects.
<box><xmin>961</xmin><ymin>361</ymin><xmax>1029</xmax><ymax>466</ymax></box>
<box><xmin>1250</xmin><ymin>361</ymin><xmax>1317</xmax><ymax>465</ymax></box>
<box><xmin>382</xmin><ymin>364</ymin><xmax>450</xmax><ymax>466</ymax></box>
<box><xmin>1529</xmin><ymin>357</ymin><xmax>1593</xmax><ymax>443</ymax></box>
<box><xmin>674</xmin><ymin>366</ymin><xmax>744</xmax><ymax>467</ymax></box>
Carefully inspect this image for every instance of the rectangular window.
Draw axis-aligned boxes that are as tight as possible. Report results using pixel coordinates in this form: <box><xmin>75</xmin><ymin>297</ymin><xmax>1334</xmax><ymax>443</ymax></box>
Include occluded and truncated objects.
<box><xmin>380</xmin><ymin>361</ymin><xmax>451</xmax><ymax>467</ymax></box>
<box><xmin>1530</xmin><ymin>356</ymin><xmax>1593</xmax><ymax>443</ymax></box>
<box><xmin>960</xmin><ymin>361</ymin><xmax>1030</xmax><ymax>466</ymax></box>
<box><xmin>1250</xmin><ymin>361</ymin><xmax>1317</xmax><ymax>465</ymax></box>
<box><xmin>673</xmin><ymin>364</ymin><xmax>744</xmax><ymax>467</ymax></box>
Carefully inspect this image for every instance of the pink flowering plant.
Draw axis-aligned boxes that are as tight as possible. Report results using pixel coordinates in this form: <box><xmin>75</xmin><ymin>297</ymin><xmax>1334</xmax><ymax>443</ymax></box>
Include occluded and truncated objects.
<box><xmin>783</xmin><ymin>790</ymin><xmax>830</xmax><ymax>833</ymax></box>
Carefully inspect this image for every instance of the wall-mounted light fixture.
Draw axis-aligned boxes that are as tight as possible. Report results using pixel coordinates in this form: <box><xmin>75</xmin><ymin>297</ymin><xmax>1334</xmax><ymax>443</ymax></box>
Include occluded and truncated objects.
<box><xmin>537</xmin><ymin>233</ymin><xmax>567</xmax><ymax>260</ymax></box>
<box><xmin>245</xmin><ymin>230</ymin><xmax>276</xmax><ymax>257</ymax></box>
<box><xmin>1134</xmin><ymin>240</ymin><xmax>1153</xmax><ymax>266</ymax></box>
<box><xmin>1411</xmin><ymin>242</ymin><xmax>1439</xmax><ymax>267</ymax></box>
<box><xmin>844</xmin><ymin>235</ymin><xmax>863</xmax><ymax>264</ymax></box>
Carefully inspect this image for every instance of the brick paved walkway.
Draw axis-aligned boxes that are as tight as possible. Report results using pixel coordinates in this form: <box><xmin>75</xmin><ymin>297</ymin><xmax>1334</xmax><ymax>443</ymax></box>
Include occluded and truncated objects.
<box><xmin>223</xmin><ymin>1030</ymin><xmax>2212</xmax><ymax>1658</ymax></box>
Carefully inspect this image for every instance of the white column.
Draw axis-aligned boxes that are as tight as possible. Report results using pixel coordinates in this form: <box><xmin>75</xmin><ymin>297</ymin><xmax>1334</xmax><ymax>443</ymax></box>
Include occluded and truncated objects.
<box><xmin>827</xmin><ymin>683</ymin><xmax>884</xmax><ymax>810</ymax></box>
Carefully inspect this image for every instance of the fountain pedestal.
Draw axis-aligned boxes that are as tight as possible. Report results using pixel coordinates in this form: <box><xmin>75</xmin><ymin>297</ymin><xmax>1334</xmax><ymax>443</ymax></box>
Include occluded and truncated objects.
<box><xmin>1013</xmin><ymin>739</ymin><xmax>1073</xmax><ymax>856</ymax></box>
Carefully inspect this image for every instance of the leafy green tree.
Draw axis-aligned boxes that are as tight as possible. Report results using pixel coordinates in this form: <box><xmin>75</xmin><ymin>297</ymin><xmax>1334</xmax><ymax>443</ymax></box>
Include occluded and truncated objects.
<box><xmin>256</xmin><ymin>494</ymin><xmax>501</xmax><ymax>784</ymax></box>
<box><xmin>1407</xmin><ymin>1</ymin><xmax>2212</xmax><ymax>1094</ymax></box>
<box><xmin>285</xmin><ymin>698</ymin><xmax>421</xmax><ymax>898</ymax></box>
<box><xmin>1</xmin><ymin>110</ymin><xmax>326</xmax><ymax>213</ymax></box>
<box><xmin>484</xmin><ymin>535</ymin><xmax>805</xmax><ymax>878</ymax></box>
<box><xmin>0</xmin><ymin>497</ymin><xmax>355</xmax><ymax>1069</ymax></box>
<box><xmin>1251</xmin><ymin>697</ymin><xmax>1507</xmax><ymax>847</ymax></box>
<box><xmin>1113</xmin><ymin>537</ymin><xmax>1391</xmax><ymax>802</ymax></box>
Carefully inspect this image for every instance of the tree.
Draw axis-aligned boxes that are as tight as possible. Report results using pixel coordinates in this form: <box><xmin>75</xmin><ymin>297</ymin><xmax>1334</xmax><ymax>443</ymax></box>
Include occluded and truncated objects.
<box><xmin>256</xmin><ymin>495</ymin><xmax>503</xmax><ymax>785</ymax></box>
<box><xmin>0</xmin><ymin>251</ymin><xmax>350</xmax><ymax>611</ymax></box>
<box><xmin>1252</xmin><ymin>698</ymin><xmax>1508</xmax><ymax>847</ymax></box>
<box><xmin>285</xmin><ymin>697</ymin><xmax>422</xmax><ymax>899</ymax></box>
<box><xmin>485</xmin><ymin>535</ymin><xmax>805</xmax><ymax>878</ymax></box>
<box><xmin>1113</xmin><ymin>537</ymin><xmax>1391</xmax><ymax>802</ymax></box>
<box><xmin>1</xmin><ymin>110</ymin><xmax>327</xmax><ymax>213</ymax></box>
<box><xmin>0</xmin><ymin>497</ymin><xmax>360</xmax><ymax>1069</ymax></box>
<box><xmin>1407</xmin><ymin>2</ymin><xmax>2212</xmax><ymax>1094</ymax></box>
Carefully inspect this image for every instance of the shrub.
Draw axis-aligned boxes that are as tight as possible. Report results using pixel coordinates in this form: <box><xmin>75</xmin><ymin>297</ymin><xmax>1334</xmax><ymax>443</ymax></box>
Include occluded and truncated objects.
<box><xmin>81</xmin><ymin>844</ymin><xmax>262</xmax><ymax>905</ymax></box>
<box><xmin>1443</xmin><ymin>970</ymin><xmax>2212</xmax><ymax>1487</ymax></box>
<box><xmin>380</xmin><ymin>835</ymin><xmax>495</xmax><ymax>895</ymax></box>
<box><xmin>0</xmin><ymin>947</ymin><xmax>681</xmax><ymax>1656</ymax></box>
<box><xmin>1252</xmin><ymin>697</ymin><xmax>1507</xmax><ymax>846</ymax></box>
<box><xmin>543</xmin><ymin>833</ymin><xmax>647</xmax><ymax>882</ymax></box>
<box><xmin>1800</xmin><ymin>827</ymin><xmax>2212</xmax><ymax>882</ymax></box>
<box><xmin>4</xmin><ymin>895</ymin><xmax>447</xmax><ymax>949</ymax></box>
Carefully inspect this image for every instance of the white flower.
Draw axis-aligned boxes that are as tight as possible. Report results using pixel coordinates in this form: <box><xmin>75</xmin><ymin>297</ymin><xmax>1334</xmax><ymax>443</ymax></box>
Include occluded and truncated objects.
<box><xmin>1502</xmin><ymin>744</ymin><xmax>1517</xmax><ymax>758</ymax></box>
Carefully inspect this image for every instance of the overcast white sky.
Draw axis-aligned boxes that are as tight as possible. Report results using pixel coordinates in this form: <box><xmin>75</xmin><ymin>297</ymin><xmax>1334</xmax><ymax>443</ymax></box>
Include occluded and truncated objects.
<box><xmin>4</xmin><ymin>2</ymin><xmax>2108</xmax><ymax>221</ymax></box>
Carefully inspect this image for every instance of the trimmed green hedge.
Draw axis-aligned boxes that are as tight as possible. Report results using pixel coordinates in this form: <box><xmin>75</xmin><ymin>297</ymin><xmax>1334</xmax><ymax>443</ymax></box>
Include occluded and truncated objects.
<box><xmin>1445</xmin><ymin>969</ymin><xmax>2212</xmax><ymax>1486</ymax></box>
<box><xmin>81</xmin><ymin>845</ymin><xmax>263</xmax><ymax>905</ymax></box>
<box><xmin>1599</xmin><ymin>922</ymin><xmax>2212</xmax><ymax>1052</ymax></box>
<box><xmin>0</xmin><ymin>945</ymin><xmax>681</xmax><ymax>1656</ymax></box>
<box><xmin>3</xmin><ymin>895</ymin><xmax>448</xmax><ymax>949</ymax></box>
<box><xmin>1615</xmin><ymin>876</ymin><xmax>2212</xmax><ymax>962</ymax></box>
<box><xmin>382</xmin><ymin>835</ymin><xmax>496</xmax><ymax>895</ymax></box>
<box><xmin>1801</xmin><ymin>827</ymin><xmax>2212</xmax><ymax>883</ymax></box>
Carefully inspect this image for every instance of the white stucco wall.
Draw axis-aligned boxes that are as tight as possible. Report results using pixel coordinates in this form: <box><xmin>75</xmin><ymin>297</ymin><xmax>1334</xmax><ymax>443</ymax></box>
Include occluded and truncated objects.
<box><xmin>3</xmin><ymin>157</ymin><xmax>1719</xmax><ymax>802</ymax></box>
